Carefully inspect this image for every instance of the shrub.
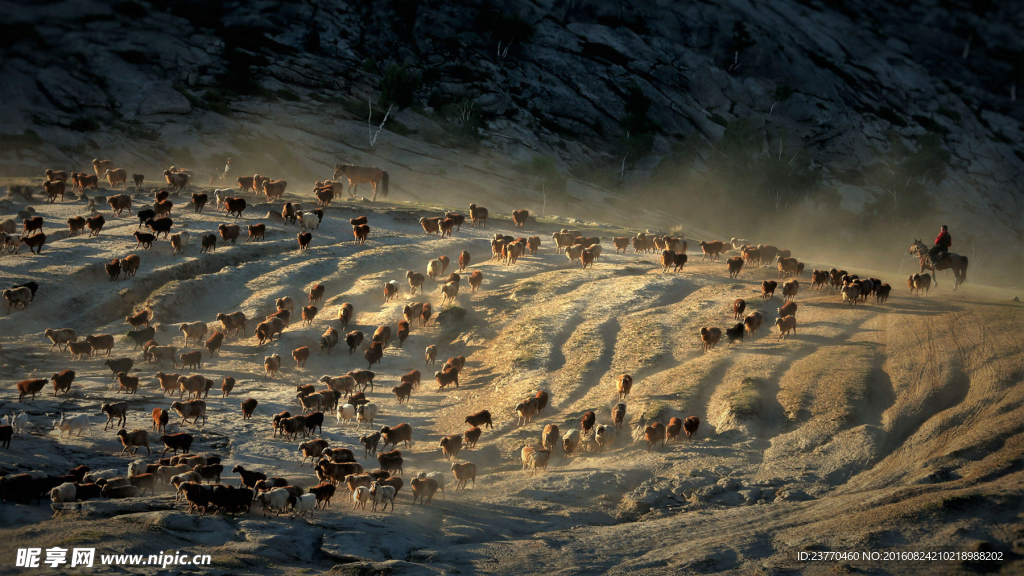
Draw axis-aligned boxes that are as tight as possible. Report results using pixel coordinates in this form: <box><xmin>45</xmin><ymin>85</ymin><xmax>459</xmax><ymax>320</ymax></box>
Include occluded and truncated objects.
<box><xmin>379</xmin><ymin>64</ymin><xmax>420</xmax><ymax>109</ymax></box>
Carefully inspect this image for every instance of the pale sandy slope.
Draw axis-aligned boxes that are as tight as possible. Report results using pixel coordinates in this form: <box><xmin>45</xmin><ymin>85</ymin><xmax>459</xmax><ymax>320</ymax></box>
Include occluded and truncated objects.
<box><xmin>0</xmin><ymin>181</ymin><xmax>1021</xmax><ymax>576</ymax></box>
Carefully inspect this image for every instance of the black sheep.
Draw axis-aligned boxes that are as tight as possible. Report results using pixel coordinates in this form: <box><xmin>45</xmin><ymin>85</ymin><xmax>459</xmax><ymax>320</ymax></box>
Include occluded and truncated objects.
<box><xmin>726</xmin><ymin>323</ymin><xmax>746</xmax><ymax>346</ymax></box>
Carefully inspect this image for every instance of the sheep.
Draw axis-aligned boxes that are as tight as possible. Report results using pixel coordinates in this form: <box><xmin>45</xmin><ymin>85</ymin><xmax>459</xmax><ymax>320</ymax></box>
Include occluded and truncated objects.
<box><xmin>167</xmin><ymin>231</ymin><xmax>190</xmax><ymax>255</ymax></box>
<box><xmin>217</xmin><ymin>223</ymin><xmax>241</xmax><ymax>245</ymax></box>
<box><xmin>419</xmin><ymin>217</ymin><xmax>441</xmax><ymax>235</ymax></box>
<box><xmin>50</xmin><ymin>482</ymin><xmax>77</xmax><ymax>506</ymax></box>
<box><xmin>17</xmin><ymin>233</ymin><xmax>47</xmax><ymax>254</ymax></box>
<box><xmin>177</xmin><ymin>374</ymin><xmax>206</xmax><ymax>399</ymax></box>
<box><xmin>17</xmin><ymin>378</ymin><xmax>48</xmax><ymax>402</ymax></box>
<box><xmin>451</xmin><ymin>461</ymin><xmax>476</xmax><ymax>489</ymax></box>
<box><xmin>212</xmin><ymin>311</ymin><xmax>246</xmax><ymax>337</ymax></box>
<box><xmin>126</xmin><ymin>308</ymin><xmax>153</xmax><ymax>329</ymax></box>
<box><xmin>346</xmin><ymin>331</ymin><xmax>364</xmax><ymax>355</ymax></box>
<box><xmin>255</xmin><ymin>317</ymin><xmax>286</xmax><ymax>345</ymax></box>
<box><xmin>101</xmin><ymin>401</ymin><xmax>128</xmax><ymax>430</ymax></box>
<box><xmin>700</xmin><ymin>326</ymin><xmax>722</xmax><ymax>352</ymax></box>
<box><xmin>376</xmin><ymin>450</ymin><xmax>404</xmax><ymax>477</ymax></box>
<box><xmin>107</xmin><ymin>194</ymin><xmax>133</xmax><ymax>216</ymax></box>
<box><xmin>909</xmin><ymin>273</ymin><xmax>932</xmax><ymax>296</ymax></box>
<box><xmin>160</xmin><ymin>433</ymin><xmax>193</xmax><ymax>455</ymax></box>
<box><xmin>565</xmin><ymin>244</ymin><xmax>584</xmax><ymax>266</ymax></box>
<box><xmin>300</xmin><ymin>438</ymin><xmax>330</xmax><ymax>466</ymax></box>
<box><xmin>440</xmin><ymin>281</ymin><xmax>460</xmax><ymax>307</ymax></box>
<box><xmin>558</xmin><ymin>429</ymin><xmax>580</xmax><ymax>455</ymax></box>
<box><xmin>175</xmin><ymin>321</ymin><xmax>208</xmax><ymax>348</ymax></box>
<box><xmin>170</xmin><ymin>400</ymin><xmax>207</xmax><ymax>426</ymax></box>
<box><xmin>512</xmin><ymin>209</ymin><xmax>529</xmax><ymax>228</ymax></box>
<box><xmin>53</xmin><ymin>412</ymin><xmax>90</xmax><ymax>438</ymax></box>
<box><xmin>357</xmin><ymin>402</ymin><xmax>378</xmax><ymax>428</ymax></box>
<box><xmin>744</xmin><ymin>311</ymin><xmax>764</xmax><ymax>336</ymax></box>
<box><xmin>421</xmin><ymin>303</ymin><xmax>433</xmax><ymax>326</ymax></box>
<box><xmin>435</xmin><ymin>368</ymin><xmax>459</xmax><ymax>390</ymax></box>
<box><xmin>405</xmin><ymin>271</ymin><xmax>426</xmax><ymax>295</ymax></box>
<box><xmin>468</xmin><ymin>203</ymin><xmax>488</xmax><ymax>227</ymax></box>
<box><xmin>333</xmin><ymin>403</ymin><xmax>356</xmax><ymax>426</ymax></box>
<box><xmin>120</xmin><ymin>254</ymin><xmax>141</xmax><ymax>277</ymax></box>
<box><xmin>782</xmin><ymin>279</ymin><xmax>799</xmax><ymax>302</ymax></box>
<box><xmin>42</xmin><ymin>327</ymin><xmax>76</xmax><ymax>350</ymax></box>
<box><xmin>48</xmin><ymin>369</ymin><xmax>75</xmax><ymax>396</ymax></box>
<box><xmin>152</xmin><ymin>408</ymin><xmax>169</xmax><ymax>434</ymax></box>
<box><xmin>116</xmin><ymin>429</ymin><xmax>151</xmax><ymax>456</ymax></box>
<box><xmin>392</xmin><ymin>382</ymin><xmax>414</xmax><ymax>404</ymax></box>
<box><xmin>315</xmin><ymin>375</ymin><xmax>352</xmax><ymax>396</ymax></box>
<box><xmin>352</xmin><ymin>486</ymin><xmax>371</xmax><ymax>510</ymax></box>
<box><xmin>726</xmin><ymin>323</ymin><xmax>746</xmax><ymax>346</ymax></box>
<box><xmin>644</xmin><ymin>422</ymin><xmax>666</xmax><ymax>450</ymax></box>
<box><xmin>761</xmin><ymin>280</ymin><xmax>778</xmax><ymax>299</ymax></box>
<box><xmin>2</xmin><ymin>287</ymin><xmax>32</xmax><ymax>313</ymax></box>
<box><xmin>594</xmin><ymin>426</ymin><xmax>615</xmax><ymax>452</ymax></box>
<box><xmin>516</xmin><ymin>399</ymin><xmax>539</xmax><ymax>426</ymax></box>
<box><xmin>355</xmin><ymin>432</ymin><xmax>382</xmax><ymax>459</ymax></box>
<box><xmin>427</xmin><ymin>259</ymin><xmax>443</xmax><ymax>282</ymax></box>
<box><xmin>876</xmin><ymin>283</ymin><xmax>892</xmax><ymax>304</ymax></box>
<box><xmin>464</xmin><ymin>410</ymin><xmax>493</xmax><ymax>430</ymax></box>
<box><xmin>179</xmin><ymin>350</ymin><xmax>202</xmax><ymax>370</ymax></box>
<box><xmin>351</xmin><ymin>225</ymin><xmax>369</xmax><ymax>244</ymax></box>
<box><xmin>66</xmin><ymin>340</ymin><xmax>93</xmax><ymax>361</ymax></box>
<box><xmin>230</xmin><ymin>396</ymin><xmax>256</xmax><ymax>421</ymax></box>
<box><xmin>365</xmin><ymin>341</ymin><xmax>384</xmax><ymax>368</ymax></box>
<box><xmin>411</xmin><ymin>476</ymin><xmax>440</xmax><ymax>505</ymax></box>
<box><xmin>580</xmin><ymin>410</ymin><xmax>597</xmax><ymax>439</ymax></box>
<box><xmin>776</xmin><ymin>315</ymin><xmax>797</xmax><ymax>339</ymax></box>
<box><xmin>424</xmin><ymin>345</ymin><xmax>439</xmax><ymax>368</ymax></box>
<box><xmin>439</xmin><ymin>434</ymin><xmax>463</xmax><ymax>460</ymax></box>
<box><xmin>679</xmin><ymin>416</ymin><xmax>700</xmax><ymax>441</ymax></box>
<box><xmin>699</xmin><ymin>240</ymin><xmax>725</xmax><ymax>261</ymax></box>
<box><xmin>380</xmin><ymin>423</ymin><xmax>413</xmax><ymax>449</ymax></box>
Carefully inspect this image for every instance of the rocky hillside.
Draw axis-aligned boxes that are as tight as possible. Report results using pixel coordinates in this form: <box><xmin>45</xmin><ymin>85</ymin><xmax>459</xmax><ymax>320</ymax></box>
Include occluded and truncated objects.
<box><xmin>2</xmin><ymin>0</ymin><xmax>1023</xmax><ymax>281</ymax></box>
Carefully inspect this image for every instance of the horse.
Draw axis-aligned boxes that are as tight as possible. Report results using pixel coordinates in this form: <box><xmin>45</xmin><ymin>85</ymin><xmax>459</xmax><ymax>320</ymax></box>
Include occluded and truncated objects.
<box><xmin>332</xmin><ymin>164</ymin><xmax>389</xmax><ymax>201</ymax></box>
<box><xmin>908</xmin><ymin>239</ymin><xmax>969</xmax><ymax>290</ymax></box>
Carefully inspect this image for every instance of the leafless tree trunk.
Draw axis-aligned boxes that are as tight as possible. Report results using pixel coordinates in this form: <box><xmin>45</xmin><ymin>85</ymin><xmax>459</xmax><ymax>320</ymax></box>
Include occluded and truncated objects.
<box><xmin>367</xmin><ymin>95</ymin><xmax>394</xmax><ymax>149</ymax></box>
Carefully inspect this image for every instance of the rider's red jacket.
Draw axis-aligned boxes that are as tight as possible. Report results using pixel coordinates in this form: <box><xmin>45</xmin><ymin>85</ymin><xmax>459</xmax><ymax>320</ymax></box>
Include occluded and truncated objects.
<box><xmin>935</xmin><ymin>231</ymin><xmax>951</xmax><ymax>249</ymax></box>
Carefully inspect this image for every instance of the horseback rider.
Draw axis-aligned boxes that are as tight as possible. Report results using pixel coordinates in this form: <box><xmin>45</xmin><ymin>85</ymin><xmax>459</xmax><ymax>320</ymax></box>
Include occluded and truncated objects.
<box><xmin>928</xmin><ymin>225</ymin><xmax>952</xmax><ymax>268</ymax></box>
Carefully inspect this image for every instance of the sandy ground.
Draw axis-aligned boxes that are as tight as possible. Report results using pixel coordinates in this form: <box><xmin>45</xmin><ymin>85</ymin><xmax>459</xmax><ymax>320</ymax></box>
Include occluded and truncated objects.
<box><xmin>0</xmin><ymin>180</ymin><xmax>1022</xmax><ymax>575</ymax></box>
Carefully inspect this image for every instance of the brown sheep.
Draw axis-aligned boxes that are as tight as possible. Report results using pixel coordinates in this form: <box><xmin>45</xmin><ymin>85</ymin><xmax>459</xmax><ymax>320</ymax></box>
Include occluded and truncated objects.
<box><xmin>105</xmin><ymin>168</ymin><xmax>128</xmax><ymax>189</ymax></box>
<box><xmin>216</xmin><ymin>311</ymin><xmax>247</xmax><ymax>336</ymax></box>
<box><xmin>365</xmin><ymin>341</ymin><xmax>384</xmax><ymax>368</ymax></box>
<box><xmin>116</xmin><ymin>372</ymin><xmax>140</xmax><ymax>394</ymax></box>
<box><xmin>86</xmin><ymin>214</ymin><xmax>105</xmax><ymax>236</ymax></box>
<box><xmin>352</xmin><ymin>224</ymin><xmax>369</xmax><ymax>244</ymax></box>
<box><xmin>782</xmin><ymin>279</ymin><xmax>799</xmax><ymax>302</ymax></box>
<box><xmin>451</xmin><ymin>462</ymin><xmax>476</xmax><ymax>489</ymax></box>
<box><xmin>421</xmin><ymin>303</ymin><xmax>433</xmax><ymax>326</ymax></box>
<box><xmin>298</xmin><ymin>232</ymin><xmax>313</xmax><ymax>251</ymax></box>
<box><xmin>542</xmin><ymin>424</ymin><xmax>560</xmax><ymax>452</ymax></box>
<box><xmin>380</xmin><ymin>423</ymin><xmax>413</xmax><ymax>450</ymax></box>
<box><xmin>224</xmin><ymin>197</ymin><xmax>246</xmax><ymax>218</ymax></box>
<box><xmin>397</xmin><ymin>321</ymin><xmax>410</xmax><ymax>348</ymax></box>
<box><xmin>683</xmin><ymin>416</ymin><xmax>700</xmax><ymax>440</ymax></box>
<box><xmin>301</xmin><ymin>305</ymin><xmax>318</xmax><ymax>326</ymax></box>
<box><xmin>727</xmin><ymin>256</ymin><xmax>744</xmax><ymax>278</ymax></box>
<box><xmin>108</xmin><ymin>194</ymin><xmax>133</xmax><ymax>217</ymax></box>
<box><xmin>309</xmin><ymin>284</ymin><xmax>326</xmax><ymax>304</ymax></box>
<box><xmin>611</xmin><ymin>403</ymin><xmax>626</xmax><ymax>429</ymax></box>
<box><xmin>152</xmin><ymin>408</ymin><xmax>169</xmax><ymax>434</ymax></box>
<box><xmin>667</xmin><ymin>417</ymin><xmax>683</xmax><ymax>443</ymax></box>
<box><xmin>527</xmin><ymin>236</ymin><xmax>541</xmax><ymax>255</ymax></box>
<box><xmin>204</xmin><ymin>332</ymin><xmax>225</xmax><ymax>356</ymax></box>
<box><xmin>512</xmin><ymin>209</ymin><xmax>529</xmax><ymax>228</ymax></box>
<box><xmin>458</xmin><ymin>250</ymin><xmax>471</xmax><ymax>272</ymax></box>
<box><xmin>338</xmin><ymin>302</ymin><xmax>354</xmax><ymax>330</ymax></box>
<box><xmin>221</xmin><ymin>377</ymin><xmax>236</xmax><ymax>398</ymax></box>
<box><xmin>247</xmin><ymin>224</ymin><xmax>266</xmax><ymax>242</ymax></box>
<box><xmin>17</xmin><ymin>233</ymin><xmax>46</xmax><ymax>254</ymax></box>
<box><xmin>644</xmin><ymin>422</ymin><xmax>666</xmax><ymax>450</ymax></box>
<box><xmin>465</xmin><ymin>410</ymin><xmax>493</xmax><ymax>429</ymax></box>
<box><xmin>51</xmin><ymin>369</ymin><xmax>75</xmax><ymax>395</ymax></box>
<box><xmin>617</xmin><ymin>374</ymin><xmax>633</xmax><ymax>400</ymax></box>
<box><xmin>439</xmin><ymin>435</ymin><xmax>463</xmax><ymax>460</ymax></box>
<box><xmin>699</xmin><ymin>240</ymin><xmax>725</xmax><ymax>261</ymax></box>
<box><xmin>117</xmin><ymin>429</ymin><xmax>150</xmax><ymax>456</ymax></box>
<box><xmin>293</xmin><ymin>346</ymin><xmax>310</xmax><ymax>367</ymax></box>
<box><xmin>761</xmin><ymin>280</ymin><xmax>777</xmax><ymax>299</ymax></box>
<box><xmin>775</xmin><ymin>315</ymin><xmax>797</xmax><ymax>339</ymax></box>
<box><xmin>733</xmin><ymin>298</ymin><xmax>746</xmax><ymax>320</ymax></box>
<box><xmin>580</xmin><ymin>410</ymin><xmax>596</xmax><ymax>438</ymax></box>
<box><xmin>613</xmin><ymin>237</ymin><xmax>630</xmax><ymax>253</ymax></box>
<box><xmin>468</xmin><ymin>204</ymin><xmax>488</xmax><ymax>227</ymax></box>
<box><xmin>67</xmin><ymin>216</ymin><xmax>86</xmax><ymax>236</ymax></box>
<box><xmin>464</xmin><ymin>426</ymin><xmax>482</xmax><ymax>448</ymax></box>
<box><xmin>778</xmin><ymin>301</ymin><xmax>798</xmax><ymax>318</ymax></box>
<box><xmin>17</xmin><ymin>378</ymin><xmax>48</xmax><ymax>402</ymax></box>
<box><xmin>700</xmin><ymin>327</ymin><xmax>722</xmax><ymax>352</ymax></box>
<box><xmin>435</xmin><ymin>368</ymin><xmax>459</xmax><ymax>390</ymax></box>
<box><xmin>67</xmin><ymin>340</ymin><xmax>93</xmax><ymax>361</ymax></box>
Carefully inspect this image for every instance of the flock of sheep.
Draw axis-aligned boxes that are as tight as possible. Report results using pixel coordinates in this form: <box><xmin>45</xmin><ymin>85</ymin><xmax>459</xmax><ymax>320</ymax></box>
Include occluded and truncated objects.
<box><xmin>0</xmin><ymin>158</ymin><xmax>896</xmax><ymax>520</ymax></box>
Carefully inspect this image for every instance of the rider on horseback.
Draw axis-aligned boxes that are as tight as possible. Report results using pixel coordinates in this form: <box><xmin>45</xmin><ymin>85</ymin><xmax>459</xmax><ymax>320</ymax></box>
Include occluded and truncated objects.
<box><xmin>928</xmin><ymin>225</ymin><xmax>952</xmax><ymax>268</ymax></box>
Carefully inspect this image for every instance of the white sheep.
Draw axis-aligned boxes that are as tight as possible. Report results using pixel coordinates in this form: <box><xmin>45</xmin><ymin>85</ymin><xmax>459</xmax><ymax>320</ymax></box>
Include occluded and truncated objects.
<box><xmin>291</xmin><ymin>493</ymin><xmax>317</xmax><ymax>519</ymax></box>
<box><xmin>127</xmin><ymin>460</ymin><xmax>148</xmax><ymax>478</ymax></box>
<box><xmin>10</xmin><ymin>412</ymin><xmax>27</xmax><ymax>435</ymax></box>
<box><xmin>427</xmin><ymin>259</ymin><xmax>443</xmax><ymax>282</ymax></box>
<box><xmin>356</xmin><ymin>402</ymin><xmax>378</xmax><ymax>428</ymax></box>
<box><xmin>256</xmin><ymin>487</ymin><xmax>292</xmax><ymax>517</ymax></box>
<box><xmin>369</xmin><ymin>481</ymin><xmax>396</xmax><ymax>512</ymax></box>
<box><xmin>336</xmin><ymin>403</ymin><xmax>356</xmax><ymax>426</ymax></box>
<box><xmin>50</xmin><ymin>482</ymin><xmax>76</xmax><ymax>504</ymax></box>
<box><xmin>82</xmin><ymin>469</ymin><xmax>119</xmax><ymax>483</ymax></box>
<box><xmin>352</xmin><ymin>486</ymin><xmax>370</xmax><ymax>510</ymax></box>
<box><xmin>53</xmin><ymin>413</ymin><xmax>90</xmax><ymax>439</ymax></box>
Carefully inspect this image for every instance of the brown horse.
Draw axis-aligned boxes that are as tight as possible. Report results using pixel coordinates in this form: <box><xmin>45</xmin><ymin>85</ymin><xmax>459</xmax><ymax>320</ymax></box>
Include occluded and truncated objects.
<box><xmin>332</xmin><ymin>164</ymin><xmax>389</xmax><ymax>200</ymax></box>
<box><xmin>908</xmin><ymin>239</ymin><xmax>969</xmax><ymax>290</ymax></box>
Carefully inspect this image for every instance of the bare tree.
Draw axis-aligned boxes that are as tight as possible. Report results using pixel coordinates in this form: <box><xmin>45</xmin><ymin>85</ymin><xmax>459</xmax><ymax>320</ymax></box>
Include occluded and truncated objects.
<box><xmin>367</xmin><ymin>94</ymin><xmax>394</xmax><ymax>149</ymax></box>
